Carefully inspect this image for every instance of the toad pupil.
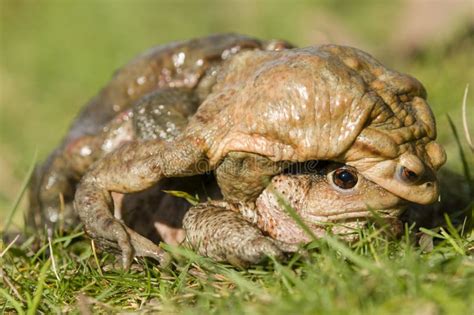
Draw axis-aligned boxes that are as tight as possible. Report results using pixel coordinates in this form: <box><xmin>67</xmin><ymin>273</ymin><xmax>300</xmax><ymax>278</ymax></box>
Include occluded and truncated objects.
<box><xmin>401</xmin><ymin>167</ymin><xmax>418</xmax><ymax>182</ymax></box>
<box><xmin>333</xmin><ymin>169</ymin><xmax>358</xmax><ymax>189</ymax></box>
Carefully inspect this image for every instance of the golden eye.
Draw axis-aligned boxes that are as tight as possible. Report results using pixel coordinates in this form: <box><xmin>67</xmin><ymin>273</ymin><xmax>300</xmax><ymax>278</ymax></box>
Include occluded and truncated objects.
<box><xmin>399</xmin><ymin>166</ymin><xmax>419</xmax><ymax>183</ymax></box>
<box><xmin>332</xmin><ymin>168</ymin><xmax>358</xmax><ymax>189</ymax></box>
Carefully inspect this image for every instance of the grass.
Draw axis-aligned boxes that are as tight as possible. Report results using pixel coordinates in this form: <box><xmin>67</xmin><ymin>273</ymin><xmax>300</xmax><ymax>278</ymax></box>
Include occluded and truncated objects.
<box><xmin>1</xmin><ymin>0</ymin><xmax>473</xmax><ymax>314</ymax></box>
<box><xmin>0</xmin><ymin>126</ymin><xmax>472</xmax><ymax>313</ymax></box>
<box><xmin>1</xmin><ymin>220</ymin><xmax>473</xmax><ymax>314</ymax></box>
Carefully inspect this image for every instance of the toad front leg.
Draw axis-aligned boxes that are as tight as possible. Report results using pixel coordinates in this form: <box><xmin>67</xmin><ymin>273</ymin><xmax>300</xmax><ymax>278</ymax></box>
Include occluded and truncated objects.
<box><xmin>183</xmin><ymin>201</ymin><xmax>298</xmax><ymax>267</ymax></box>
<box><xmin>74</xmin><ymin>136</ymin><xmax>208</xmax><ymax>268</ymax></box>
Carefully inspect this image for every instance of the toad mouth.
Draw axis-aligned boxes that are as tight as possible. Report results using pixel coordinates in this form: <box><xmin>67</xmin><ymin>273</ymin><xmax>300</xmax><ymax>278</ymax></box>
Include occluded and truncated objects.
<box><xmin>304</xmin><ymin>208</ymin><xmax>406</xmax><ymax>224</ymax></box>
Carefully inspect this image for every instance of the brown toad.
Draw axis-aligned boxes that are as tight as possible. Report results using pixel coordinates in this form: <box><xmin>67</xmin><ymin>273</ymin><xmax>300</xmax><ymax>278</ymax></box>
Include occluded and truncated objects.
<box><xmin>29</xmin><ymin>34</ymin><xmax>446</xmax><ymax>267</ymax></box>
<box><xmin>28</xmin><ymin>34</ymin><xmax>290</xmax><ymax>231</ymax></box>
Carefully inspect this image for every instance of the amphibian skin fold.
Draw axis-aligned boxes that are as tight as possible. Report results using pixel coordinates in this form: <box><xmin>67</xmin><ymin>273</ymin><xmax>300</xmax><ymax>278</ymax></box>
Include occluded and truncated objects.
<box><xmin>28</xmin><ymin>33</ymin><xmax>446</xmax><ymax>268</ymax></box>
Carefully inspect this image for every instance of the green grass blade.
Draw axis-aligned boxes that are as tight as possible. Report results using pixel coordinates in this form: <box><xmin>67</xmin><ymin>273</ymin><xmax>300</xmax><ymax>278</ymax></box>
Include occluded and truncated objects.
<box><xmin>162</xmin><ymin>190</ymin><xmax>199</xmax><ymax>205</ymax></box>
<box><xmin>26</xmin><ymin>259</ymin><xmax>51</xmax><ymax>315</ymax></box>
<box><xmin>443</xmin><ymin>213</ymin><xmax>462</xmax><ymax>241</ymax></box>
<box><xmin>268</xmin><ymin>185</ymin><xmax>318</xmax><ymax>241</ymax></box>
<box><xmin>0</xmin><ymin>288</ymin><xmax>25</xmax><ymax>315</ymax></box>
<box><xmin>439</xmin><ymin>228</ymin><xmax>465</xmax><ymax>255</ymax></box>
<box><xmin>324</xmin><ymin>235</ymin><xmax>378</xmax><ymax>272</ymax></box>
<box><xmin>419</xmin><ymin>227</ymin><xmax>444</xmax><ymax>239</ymax></box>
<box><xmin>2</xmin><ymin>150</ymin><xmax>37</xmax><ymax>233</ymax></box>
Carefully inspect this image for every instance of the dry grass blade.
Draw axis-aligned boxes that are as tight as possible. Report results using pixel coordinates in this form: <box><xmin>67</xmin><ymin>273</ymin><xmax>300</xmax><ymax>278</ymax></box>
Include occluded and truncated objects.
<box><xmin>0</xmin><ymin>235</ymin><xmax>24</xmax><ymax>304</ymax></box>
<box><xmin>461</xmin><ymin>84</ymin><xmax>473</xmax><ymax>153</ymax></box>
<box><xmin>0</xmin><ymin>267</ymin><xmax>24</xmax><ymax>305</ymax></box>
<box><xmin>447</xmin><ymin>115</ymin><xmax>473</xmax><ymax>195</ymax></box>
<box><xmin>91</xmin><ymin>240</ymin><xmax>103</xmax><ymax>277</ymax></box>
<box><xmin>0</xmin><ymin>234</ymin><xmax>19</xmax><ymax>258</ymax></box>
<box><xmin>48</xmin><ymin>228</ymin><xmax>61</xmax><ymax>281</ymax></box>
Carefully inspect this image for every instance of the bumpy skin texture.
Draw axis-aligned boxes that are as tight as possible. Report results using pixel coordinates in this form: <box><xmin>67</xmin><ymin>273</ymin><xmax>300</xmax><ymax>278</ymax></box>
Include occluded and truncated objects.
<box><xmin>183</xmin><ymin>202</ymin><xmax>300</xmax><ymax>267</ymax></box>
<box><xmin>28</xmin><ymin>34</ymin><xmax>290</xmax><ymax>231</ymax></box>
<box><xmin>197</xmin><ymin>46</ymin><xmax>446</xmax><ymax>204</ymax></box>
<box><xmin>183</xmin><ymin>161</ymin><xmax>404</xmax><ymax>264</ymax></box>
<box><xmin>31</xmin><ymin>34</ymin><xmax>447</xmax><ymax>267</ymax></box>
<box><xmin>73</xmin><ymin>39</ymin><xmax>446</xmax><ymax>267</ymax></box>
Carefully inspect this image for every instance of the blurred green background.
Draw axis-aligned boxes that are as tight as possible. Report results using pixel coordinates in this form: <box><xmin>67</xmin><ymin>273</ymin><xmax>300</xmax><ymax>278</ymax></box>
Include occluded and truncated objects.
<box><xmin>1</xmin><ymin>0</ymin><xmax>473</xmax><ymax>226</ymax></box>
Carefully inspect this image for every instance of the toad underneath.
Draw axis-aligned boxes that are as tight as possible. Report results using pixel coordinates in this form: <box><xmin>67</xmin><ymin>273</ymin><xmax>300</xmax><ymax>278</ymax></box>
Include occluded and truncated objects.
<box><xmin>28</xmin><ymin>34</ymin><xmax>446</xmax><ymax>268</ymax></box>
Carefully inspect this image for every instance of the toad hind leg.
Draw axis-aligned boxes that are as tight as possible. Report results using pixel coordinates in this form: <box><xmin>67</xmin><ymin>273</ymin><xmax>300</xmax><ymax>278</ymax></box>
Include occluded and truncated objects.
<box><xmin>74</xmin><ymin>136</ymin><xmax>209</xmax><ymax>268</ymax></box>
<box><xmin>183</xmin><ymin>202</ymin><xmax>299</xmax><ymax>267</ymax></box>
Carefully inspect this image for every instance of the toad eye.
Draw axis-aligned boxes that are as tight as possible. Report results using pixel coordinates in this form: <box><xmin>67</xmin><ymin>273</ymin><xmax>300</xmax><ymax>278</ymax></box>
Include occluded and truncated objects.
<box><xmin>332</xmin><ymin>168</ymin><xmax>358</xmax><ymax>189</ymax></box>
<box><xmin>398</xmin><ymin>166</ymin><xmax>419</xmax><ymax>184</ymax></box>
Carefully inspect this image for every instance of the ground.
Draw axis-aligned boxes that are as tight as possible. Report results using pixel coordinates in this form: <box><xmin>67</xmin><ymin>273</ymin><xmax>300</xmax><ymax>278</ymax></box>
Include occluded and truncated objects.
<box><xmin>0</xmin><ymin>0</ymin><xmax>473</xmax><ymax>314</ymax></box>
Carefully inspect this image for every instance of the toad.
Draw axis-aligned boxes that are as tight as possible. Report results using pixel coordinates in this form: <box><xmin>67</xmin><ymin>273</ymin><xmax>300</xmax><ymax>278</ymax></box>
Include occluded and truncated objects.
<box><xmin>28</xmin><ymin>34</ymin><xmax>446</xmax><ymax>268</ymax></box>
<box><xmin>27</xmin><ymin>34</ymin><xmax>291</xmax><ymax>231</ymax></box>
